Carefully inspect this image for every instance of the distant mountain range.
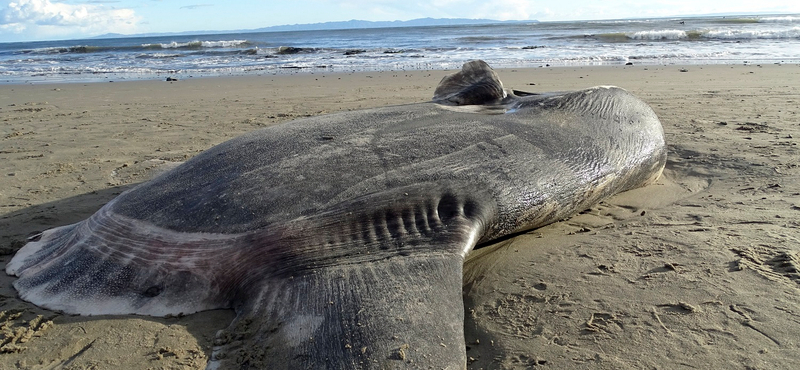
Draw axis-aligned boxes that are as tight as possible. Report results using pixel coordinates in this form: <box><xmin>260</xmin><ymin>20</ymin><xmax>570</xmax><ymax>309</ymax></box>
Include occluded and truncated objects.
<box><xmin>255</xmin><ymin>17</ymin><xmax>533</xmax><ymax>32</ymax></box>
<box><xmin>94</xmin><ymin>18</ymin><xmax>533</xmax><ymax>39</ymax></box>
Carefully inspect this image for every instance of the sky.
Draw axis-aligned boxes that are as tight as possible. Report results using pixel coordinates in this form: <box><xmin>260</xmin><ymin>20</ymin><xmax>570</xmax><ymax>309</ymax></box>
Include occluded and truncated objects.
<box><xmin>1</xmin><ymin>0</ymin><xmax>799</xmax><ymax>42</ymax></box>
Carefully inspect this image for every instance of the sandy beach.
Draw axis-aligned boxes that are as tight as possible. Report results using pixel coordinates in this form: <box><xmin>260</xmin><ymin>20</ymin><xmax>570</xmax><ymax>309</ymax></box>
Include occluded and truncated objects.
<box><xmin>1</xmin><ymin>64</ymin><xmax>799</xmax><ymax>369</ymax></box>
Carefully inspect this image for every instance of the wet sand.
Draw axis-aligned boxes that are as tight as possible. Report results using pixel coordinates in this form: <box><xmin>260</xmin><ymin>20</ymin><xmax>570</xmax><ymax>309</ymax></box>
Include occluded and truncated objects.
<box><xmin>1</xmin><ymin>64</ymin><xmax>799</xmax><ymax>369</ymax></box>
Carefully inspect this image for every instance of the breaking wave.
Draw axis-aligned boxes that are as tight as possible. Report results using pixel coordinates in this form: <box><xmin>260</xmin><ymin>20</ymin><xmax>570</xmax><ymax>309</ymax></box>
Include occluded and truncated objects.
<box><xmin>142</xmin><ymin>40</ymin><xmax>250</xmax><ymax>49</ymax></box>
<box><xmin>593</xmin><ymin>27</ymin><xmax>800</xmax><ymax>41</ymax></box>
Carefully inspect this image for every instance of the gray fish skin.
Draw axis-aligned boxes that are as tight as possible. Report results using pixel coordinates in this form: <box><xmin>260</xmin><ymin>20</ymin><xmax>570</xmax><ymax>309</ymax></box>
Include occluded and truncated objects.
<box><xmin>6</xmin><ymin>60</ymin><xmax>666</xmax><ymax>369</ymax></box>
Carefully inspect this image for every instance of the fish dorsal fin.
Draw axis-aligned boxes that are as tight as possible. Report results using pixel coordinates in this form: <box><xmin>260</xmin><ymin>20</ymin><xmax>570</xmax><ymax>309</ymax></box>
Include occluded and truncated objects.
<box><xmin>433</xmin><ymin>60</ymin><xmax>507</xmax><ymax>106</ymax></box>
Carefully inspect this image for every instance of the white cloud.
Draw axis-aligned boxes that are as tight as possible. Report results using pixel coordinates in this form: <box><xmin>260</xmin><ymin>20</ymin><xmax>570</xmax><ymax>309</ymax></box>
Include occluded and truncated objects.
<box><xmin>180</xmin><ymin>4</ymin><xmax>214</xmax><ymax>10</ymax></box>
<box><xmin>0</xmin><ymin>0</ymin><xmax>139</xmax><ymax>40</ymax></box>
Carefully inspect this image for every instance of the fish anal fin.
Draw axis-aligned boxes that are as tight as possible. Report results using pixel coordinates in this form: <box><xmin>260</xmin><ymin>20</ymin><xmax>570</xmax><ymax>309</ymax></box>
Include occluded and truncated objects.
<box><xmin>210</xmin><ymin>253</ymin><xmax>466</xmax><ymax>369</ymax></box>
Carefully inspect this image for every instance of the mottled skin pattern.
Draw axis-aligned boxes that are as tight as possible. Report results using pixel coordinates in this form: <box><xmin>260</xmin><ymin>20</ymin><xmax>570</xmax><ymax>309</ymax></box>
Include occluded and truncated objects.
<box><xmin>6</xmin><ymin>61</ymin><xmax>666</xmax><ymax>369</ymax></box>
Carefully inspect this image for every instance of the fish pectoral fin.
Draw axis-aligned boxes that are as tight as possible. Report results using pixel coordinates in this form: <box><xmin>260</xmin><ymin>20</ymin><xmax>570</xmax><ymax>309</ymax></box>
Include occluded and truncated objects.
<box><xmin>210</xmin><ymin>253</ymin><xmax>467</xmax><ymax>370</ymax></box>
<box><xmin>509</xmin><ymin>89</ymin><xmax>540</xmax><ymax>97</ymax></box>
<box><xmin>433</xmin><ymin>59</ymin><xmax>506</xmax><ymax>106</ymax></box>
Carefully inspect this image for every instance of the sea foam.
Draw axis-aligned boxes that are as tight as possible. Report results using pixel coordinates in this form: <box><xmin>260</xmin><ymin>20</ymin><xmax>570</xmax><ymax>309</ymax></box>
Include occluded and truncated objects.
<box><xmin>706</xmin><ymin>27</ymin><xmax>800</xmax><ymax>39</ymax></box>
<box><xmin>142</xmin><ymin>40</ymin><xmax>249</xmax><ymax>49</ymax></box>
<box><xmin>629</xmin><ymin>30</ymin><xmax>687</xmax><ymax>40</ymax></box>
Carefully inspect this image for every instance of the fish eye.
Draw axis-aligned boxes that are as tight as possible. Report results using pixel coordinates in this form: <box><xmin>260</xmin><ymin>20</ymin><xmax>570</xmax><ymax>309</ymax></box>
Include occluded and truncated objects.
<box><xmin>143</xmin><ymin>285</ymin><xmax>163</xmax><ymax>298</ymax></box>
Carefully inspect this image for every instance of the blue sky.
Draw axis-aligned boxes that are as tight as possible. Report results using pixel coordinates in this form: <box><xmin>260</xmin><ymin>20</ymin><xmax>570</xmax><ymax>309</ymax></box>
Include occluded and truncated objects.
<box><xmin>1</xmin><ymin>0</ymin><xmax>799</xmax><ymax>42</ymax></box>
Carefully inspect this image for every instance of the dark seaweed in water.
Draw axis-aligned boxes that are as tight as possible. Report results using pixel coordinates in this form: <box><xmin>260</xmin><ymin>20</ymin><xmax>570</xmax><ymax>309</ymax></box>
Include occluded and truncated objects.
<box><xmin>276</xmin><ymin>46</ymin><xmax>304</xmax><ymax>54</ymax></box>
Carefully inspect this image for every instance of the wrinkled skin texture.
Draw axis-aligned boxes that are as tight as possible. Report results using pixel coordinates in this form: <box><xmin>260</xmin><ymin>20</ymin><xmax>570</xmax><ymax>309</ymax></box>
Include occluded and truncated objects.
<box><xmin>6</xmin><ymin>61</ymin><xmax>666</xmax><ymax>369</ymax></box>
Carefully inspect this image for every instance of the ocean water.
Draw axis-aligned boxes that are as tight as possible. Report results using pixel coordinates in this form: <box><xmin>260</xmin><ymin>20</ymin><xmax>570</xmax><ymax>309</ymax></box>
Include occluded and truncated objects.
<box><xmin>1</xmin><ymin>14</ymin><xmax>799</xmax><ymax>83</ymax></box>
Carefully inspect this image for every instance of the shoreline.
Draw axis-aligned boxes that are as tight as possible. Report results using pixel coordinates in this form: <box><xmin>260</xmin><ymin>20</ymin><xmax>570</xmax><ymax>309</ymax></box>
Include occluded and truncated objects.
<box><xmin>2</xmin><ymin>63</ymin><xmax>799</xmax><ymax>369</ymax></box>
<box><xmin>3</xmin><ymin>60</ymin><xmax>799</xmax><ymax>86</ymax></box>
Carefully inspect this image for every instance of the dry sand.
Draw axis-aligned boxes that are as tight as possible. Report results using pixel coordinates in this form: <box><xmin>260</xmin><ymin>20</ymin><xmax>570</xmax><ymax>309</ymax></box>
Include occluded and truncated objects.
<box><xmin>1</xmin><ymin>64</ymin><xmax>799</xmax><ymax>369</ymax></box>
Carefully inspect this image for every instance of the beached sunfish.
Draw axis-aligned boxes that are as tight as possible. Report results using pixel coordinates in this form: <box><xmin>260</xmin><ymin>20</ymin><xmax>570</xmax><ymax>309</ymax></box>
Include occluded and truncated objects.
<box><xmin>6</xmin><ymin>60</ymin><xmax>666</xmax><ymax>369</ymax></box>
